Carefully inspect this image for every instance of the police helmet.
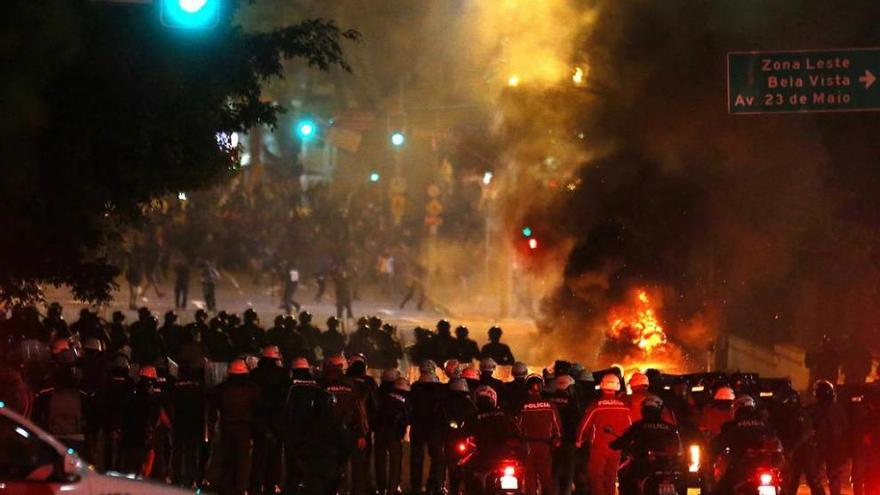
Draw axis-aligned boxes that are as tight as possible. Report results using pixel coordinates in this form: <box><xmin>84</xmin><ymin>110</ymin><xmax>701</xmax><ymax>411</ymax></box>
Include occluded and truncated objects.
<box><xmin>381</xmin><ymin>368</ymin><xmax>401</xmax><ymax>382</ymax></box>
<box><xmin>479</xmin><ymin>357</ymin><xmax>497</xmax><ymax>373</ymax></box>
<box><xmin>449</xmin><ymin>378</ymin><xmax>469</xmax><ymax>393</ymax></box>
<box><xmin>474</xmin><ymin>385</ymin><xmax>498</xmax><ymax>407</ymax></box>
<box><xmin>733</xmin><ymin>395</ymin><xmax>757</xmax><ymax>413</ymax></box>
<box><xmin>813</xmin><ymin>380</ymin><xmax>835</xmax><ymax>402</ymax></box>
<box><xmin>393</xmin><ymin>378</ymin><xmax>411</xmax><ymax>392</ymax></box>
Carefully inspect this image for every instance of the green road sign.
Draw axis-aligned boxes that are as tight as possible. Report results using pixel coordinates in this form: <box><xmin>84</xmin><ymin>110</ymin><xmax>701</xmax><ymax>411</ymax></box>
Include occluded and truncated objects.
<box><xmin>728</xmin><ymin>48</ymin><xmax>880</xmax><ymax>114</ymax></box>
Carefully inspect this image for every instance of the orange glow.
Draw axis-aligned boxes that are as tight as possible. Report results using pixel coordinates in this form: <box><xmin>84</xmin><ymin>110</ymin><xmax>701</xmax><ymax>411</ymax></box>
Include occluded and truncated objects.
<box><xmin>607</xmin><ymin>289</ymin><xmax>668</xmax><ymax>354</ymax></box>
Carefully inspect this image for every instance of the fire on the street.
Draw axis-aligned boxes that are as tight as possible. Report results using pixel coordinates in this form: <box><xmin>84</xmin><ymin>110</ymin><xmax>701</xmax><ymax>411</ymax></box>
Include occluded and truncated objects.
<box><xmin>608</xmin><ymin>289</ymin><xmax>668</xmax><ymax>353</ymax></box>
<box><xmin>604</xmin><ymin>288</ymin><xmax>688</xmax><ymax>374</ymax></box>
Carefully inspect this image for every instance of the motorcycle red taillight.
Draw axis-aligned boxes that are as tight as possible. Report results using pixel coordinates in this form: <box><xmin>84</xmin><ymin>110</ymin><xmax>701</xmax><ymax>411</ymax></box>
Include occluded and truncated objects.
<box><xmin>759</xmin><ymin>470</ymin><xmax>774</xmax><ymax>486</ymax></box>
<box><xmin>499</xmin><ymin>462</ymin><xmax>519</xmax><ymax>490</ymax></box>
<box><xmin>456</xmin><ymin>442</ymin><xmax>467</xmax><ymax>453</ymax></box>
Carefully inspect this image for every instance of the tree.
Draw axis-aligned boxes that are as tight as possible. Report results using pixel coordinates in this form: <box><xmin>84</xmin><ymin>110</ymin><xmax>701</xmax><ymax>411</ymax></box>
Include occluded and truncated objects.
<box><xmin>0</xmin><ymin>0</ymin><xmax>359</xmax><ymax>303</ymax></box>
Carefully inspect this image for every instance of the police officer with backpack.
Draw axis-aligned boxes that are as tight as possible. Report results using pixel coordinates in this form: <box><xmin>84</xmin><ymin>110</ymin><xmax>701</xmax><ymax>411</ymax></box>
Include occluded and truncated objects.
<box><xmin>33</xmin><ymin>348</ymin><xmax>93</xmax><ymax>457</ymax></box>
<box><xmin>373</xmin><ymin>375</ymin><xmax>410</xmax><ymax>495</ymax></box>
<box><xmin>211</xmin><ymin>359</ymin><xmax>261</xmax><ymax>495</ymax></box>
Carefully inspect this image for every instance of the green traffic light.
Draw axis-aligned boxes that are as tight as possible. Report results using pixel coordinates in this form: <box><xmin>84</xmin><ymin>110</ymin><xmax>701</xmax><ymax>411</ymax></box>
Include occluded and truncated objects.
<box><xmin>295</xmin><ymin>120</ymin><xmax>316</xmax><ymax>139</ymax></box>
<box><xmin>390</xmin><ymin>132</ymin><xmax>405</xmax><ymax>147</ymax></box>
<box><xmin>521</xmin><ymin>227</ymin><xmax>532</xmax><ymax>237</ymax></box>
<box><xmin>160</xmin><ymin>0</ymin><xmax>220</xmax><ymax>29</ymax></box>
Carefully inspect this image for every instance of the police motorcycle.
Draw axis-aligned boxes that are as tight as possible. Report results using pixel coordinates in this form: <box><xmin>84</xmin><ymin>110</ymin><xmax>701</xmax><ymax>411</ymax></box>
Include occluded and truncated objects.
<box><xmin>606</xmin><ymin>426</ymin><xmax>687</xmax><ymax>495</ymax></box>
<box><xmin>452</xmin><ymin>435</ymin><xmax>526</xmax><ymax>495</ymax></box>
<box><xmin>452</xmin><ymin>385</ymin><xmax>527</xmax><ymax>495</ymax></box>
<box><xmin>713</xmin><ymin>438</ymin><xmax>784</xmax><ymax>495</ymax></box>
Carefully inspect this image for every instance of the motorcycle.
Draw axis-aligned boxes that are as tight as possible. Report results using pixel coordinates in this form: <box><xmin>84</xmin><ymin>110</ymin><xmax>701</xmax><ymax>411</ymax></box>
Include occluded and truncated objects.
<box><xmin>618</xmin><ymin>450</ymin><xmax>687</xmax><ymax>495</ymax></box>
<box><xmin>641</xmin><ymin>451</ymin><xmax>687</xmax><ymax>495</ymax></box>
<box><xmin>715</xmin><ymin>439</ymin><xmax>785</xmax><ymax>495</ymax></box>
<box><xmin>454</xmin><ymin>436</ymin><xmax>526</xmax><ymax>495</ymax></box>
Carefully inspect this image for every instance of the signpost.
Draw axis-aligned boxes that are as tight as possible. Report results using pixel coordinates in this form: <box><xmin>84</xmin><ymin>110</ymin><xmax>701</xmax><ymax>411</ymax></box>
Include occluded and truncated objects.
<box><xmin>727</xmin><ymin>48</ymin><xmax>880</xmax><ymax>114</ymax></box>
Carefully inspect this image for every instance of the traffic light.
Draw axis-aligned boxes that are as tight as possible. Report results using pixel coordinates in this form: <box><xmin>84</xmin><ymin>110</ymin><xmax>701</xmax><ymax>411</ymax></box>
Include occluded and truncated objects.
<box><xmin>521</xmin><ymin>227</ymin><xmax>532</xmax><ymax>237</ymax></box>
<box><xmin>390</xmin><ymin>131</ymin><xmax>405</xmax><ymax>147</ymax></box>
<box><xmin>160</xmin><ymin>0</ymin><xmax>221</xmax><ymax>29</ymax></box>
<box><xmin>295</xmin><ymin>119</ymin><xmax>316</xmax><ymax>140</ymax></box>
<box><xmin>369</xmin><ymin>172</ymin><xmax>380</xmax><ymax>182</ymax></box>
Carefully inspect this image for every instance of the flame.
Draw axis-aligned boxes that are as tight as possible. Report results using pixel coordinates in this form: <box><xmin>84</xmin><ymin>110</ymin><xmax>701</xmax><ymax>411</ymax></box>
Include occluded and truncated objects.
<box><xmin>607</xmin><ymin>289</ymin><xmax>668</xmax><ymax>354</ymax></box>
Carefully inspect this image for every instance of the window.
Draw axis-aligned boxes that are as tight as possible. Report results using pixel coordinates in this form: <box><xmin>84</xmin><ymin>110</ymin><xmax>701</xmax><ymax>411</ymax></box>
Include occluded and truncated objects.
<box><xmin>0</xmin><ymin>416</ymin><xmax>60</xmax><ymax>482</ymax></box>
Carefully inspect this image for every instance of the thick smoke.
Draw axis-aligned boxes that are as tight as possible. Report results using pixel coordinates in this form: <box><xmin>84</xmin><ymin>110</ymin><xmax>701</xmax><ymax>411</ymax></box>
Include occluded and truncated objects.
<box><xmin>248</xmin><ymin>1</ymin><xmax>880</xmax><ymax>366</ymax></box>
<box><xmin>492</xmin><ymin>1</ymin><xmax>880</xmax><ymax>366</ymax></box>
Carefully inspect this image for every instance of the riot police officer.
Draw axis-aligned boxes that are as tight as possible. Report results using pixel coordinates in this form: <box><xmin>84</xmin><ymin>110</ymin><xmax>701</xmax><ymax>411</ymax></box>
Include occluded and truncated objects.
<box><xmin>130</xmin><ymin>308</ymin><xmax>165</xmax><ymax>366</ymax></box>
<box><xmin>711</xmin><ymin>395</ymin><xmax>780</xmax><ymax>495</ymax></box>
<box><xmin>432</xmin><ymin>320</ymin><xmax>456</xmax><ymax>364</ymax></box>
<box><xmin>807</xmin><ymin>381</ymin><xmax>848</xmax><ymax>495</ymax></box>
<box><xmin>170</xmin><ymin>364</ymin><xmax>208</xmax><ymax>487</ymax></box>
<box><xmin>505</xmin><ymin>361</ymin><xmax>530</xmax><ymax>412</ymax></box>
<box><xmin>298</xmin><ymin>311</ymin><xmax>321</xmax><ymax>362</ymax></box>
<box><xmin>230</xmin><ymin>308</ymin><xmax>264</xmax><ymax>357</ymax></box>
<box><xmin>445</xmin><ymin>378</ymin><xmax>477</xmax><ymax>494</ymax></box>
<box><xmin>249</xmin><ymin>346</ymin><xmax>288</xmax><ymax>495</ymax></box>
<box><xmin>160</xmin><ymin>311</ymin><xmax>184</xmax><ymax>361</ymax></box>
<box><xmin>108</xmin><ymin>311</ymin><xmax>129</xmax><ymax>353</ymax></box>
<box><xmin>610</xmin><ymin>395</ymin><xmax>681</xmax><ymax>495</ymax></box>
<box><xmin>548</xmin><ymin>374</ymin><xmax>581</xmax><ymax>495</ymax></box>
<box><xmin>409</xmin><ymin>360</ymin><xmax>448</xmax><ymax>494</ymax></box>
<box><xmin>120</xmin><ymin>366</ymin><xmax>170</xmax><ymax>477</ymax></box>
<box><xmin>289</xmin><ymin>366</ymin><xmax>348</xmax><ymax>495</ymax></box>
<box><xmin>517</xmin><ymin>374</ymin><xmax>561</xmax><ymax>495</ymax></box>
<box><xmin>321</xmin><ymin>355</ymin><xmax>369</xmax><ymax>493</ymax></box>
<box><xmin>211</xmin><ymin>359</ymin><xmax>261</xmax><ymax>495</ymax></box>
<box><xmin>319</xmin><ymin>316</ymin><xmax>347</xmax><ymax>358</ymax></box>
<box><xmin>771</xmin><ymin>389</ymin><xmax>819</xmax><ymax>495</ymax></box>
<box><xmin>478</xmin><ymin>358</ymin><xmax>504</xmax><ymax>398</ymax></box>
<box><xmin>460</xmin><ymin>386</ymin><xmax>523</xmax><ymax>494</ymax></box>
<box><xmin>101</xmin><ymin>354</ymin><xmax>134</xmax><ymax>471</ymax></box>
<box><xmin>576</xmin><ymin>374</ymin><xmax>632</xmax><ymax>495</ymax></box>
<box><xmin>283</xmin><ymin>357</ymin><xmax>326</xmax><ymax>493</ymax></box>
<box><xmin>33</xmin><ymin>349</ymin><xmax>93</xmax><ymax>457</ymax></box>
<box><xmin>347</xmin><ymin>354</ymin><xmax>377</xmax><ymax>495</ymax></box>
<box><xmin>374</xmin><ymin>377</ymin><xmax>410</xmax><ymax>495</ymax></box>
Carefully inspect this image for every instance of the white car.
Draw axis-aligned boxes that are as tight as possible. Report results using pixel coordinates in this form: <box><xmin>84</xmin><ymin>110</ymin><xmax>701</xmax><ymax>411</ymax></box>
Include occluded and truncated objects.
<box><xmin>0</xmin><ymin>403</ymin><xmax>195</xmax><ymax>495</ymax></box>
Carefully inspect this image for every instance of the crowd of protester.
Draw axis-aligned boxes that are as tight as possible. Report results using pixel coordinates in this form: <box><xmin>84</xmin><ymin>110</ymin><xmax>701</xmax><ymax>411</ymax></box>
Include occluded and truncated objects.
<box><xmin>0</xmin><ymin>303</ymin><xmax>878</xmax><ymax>495</ymax></box>
<box><xmin>119</xmin><ymin>167</ymin><xmax>486</xmax><ymax>316</ymax></box>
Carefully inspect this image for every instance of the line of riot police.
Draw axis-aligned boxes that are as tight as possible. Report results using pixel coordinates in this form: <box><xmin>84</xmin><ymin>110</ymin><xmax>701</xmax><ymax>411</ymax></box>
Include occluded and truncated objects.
<box><xmin>1</xmin><ymin>305</ymin><xmax>878</xmax><ymax>495</ymax></box>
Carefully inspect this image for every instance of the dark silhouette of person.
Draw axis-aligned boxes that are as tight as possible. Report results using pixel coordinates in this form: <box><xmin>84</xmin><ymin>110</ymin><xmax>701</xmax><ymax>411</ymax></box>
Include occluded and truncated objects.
<box><xmin>805</xmin><ymin>334</ymin><xmax>841</xmax><ymax>385</ymax></box>
<box><xmin>480</xmin><ymin>326</ymin><xmax>515</xmax><ymax>365</ymax></box>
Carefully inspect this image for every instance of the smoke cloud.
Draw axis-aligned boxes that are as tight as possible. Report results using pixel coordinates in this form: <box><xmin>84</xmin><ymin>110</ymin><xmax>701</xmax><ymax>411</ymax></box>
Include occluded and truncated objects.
<box><xmin>247</xmin><ymin>1</ymin><xmax>880</xmax><ymax>367</ymax></box>
<box><xmin>490</xmin><ymin>1</ymin><xmax>880</xmax><ymax>366</ymax></box>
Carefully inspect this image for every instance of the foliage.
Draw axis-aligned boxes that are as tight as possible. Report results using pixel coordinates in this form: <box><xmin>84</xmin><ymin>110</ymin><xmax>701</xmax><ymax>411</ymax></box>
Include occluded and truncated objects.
<box><xmin>0</xmin><ymin>0</ymin><xmax>358</xmax><ymax>303</ymax></box>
